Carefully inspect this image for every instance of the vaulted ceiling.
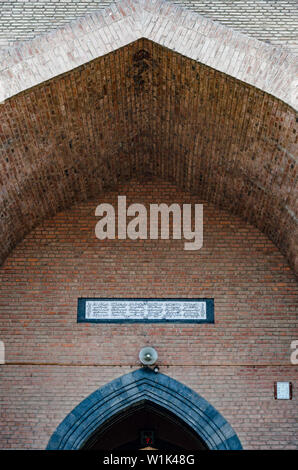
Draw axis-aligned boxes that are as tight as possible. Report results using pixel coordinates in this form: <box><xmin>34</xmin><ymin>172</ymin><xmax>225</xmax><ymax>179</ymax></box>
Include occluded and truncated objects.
<box><xmin>0</xmin><ymin>38</ymin><xmax>297</xmax><ymax>272</ymax></box>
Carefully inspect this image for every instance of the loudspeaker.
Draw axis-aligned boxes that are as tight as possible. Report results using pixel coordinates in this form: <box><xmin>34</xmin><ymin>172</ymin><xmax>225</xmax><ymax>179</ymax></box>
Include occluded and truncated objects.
<box><xmin>139</xmin><ymin>347</ymin><xmax>158</xmax><ymax>366</ymax></box>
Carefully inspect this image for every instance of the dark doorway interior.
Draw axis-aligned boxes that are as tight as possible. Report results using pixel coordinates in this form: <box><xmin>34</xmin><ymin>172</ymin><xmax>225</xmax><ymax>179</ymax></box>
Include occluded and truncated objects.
<box><xmin>81</xmin><ymin>400</ymin><xmax>208</xmax><ymax>450</ymax></box>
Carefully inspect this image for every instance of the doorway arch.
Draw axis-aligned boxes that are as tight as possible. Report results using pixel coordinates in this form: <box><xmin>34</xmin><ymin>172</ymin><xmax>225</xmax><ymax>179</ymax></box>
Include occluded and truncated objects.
<box><xmin>47</xmin><ymin>368</ymin><xmax>242</xmax><ymax>450</ymax></box>
<box><xmin>82</xmin><ymin>400</ymin><xmax>208</xmax><ymax>450</ymax></box>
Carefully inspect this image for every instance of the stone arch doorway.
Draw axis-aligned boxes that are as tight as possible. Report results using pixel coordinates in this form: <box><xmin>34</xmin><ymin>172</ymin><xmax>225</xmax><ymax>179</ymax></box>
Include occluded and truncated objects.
<box><xmin>82</xmin><ymin>400</ymin><xmax>208</xmax><ymax>450</ymax></box>
<box><xmin>46</xmin><ymin>368</ymin><xmax>242</xmax><ymax>450</ymax></box>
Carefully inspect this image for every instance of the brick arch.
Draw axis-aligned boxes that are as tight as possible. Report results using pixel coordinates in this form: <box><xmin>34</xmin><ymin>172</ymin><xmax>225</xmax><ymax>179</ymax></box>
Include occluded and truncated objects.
<box><xmin>46</xmin><ymin>368</ymin><xmax>243</xmax><ymax>450</ymax></box>
<box><xmin>0</xmin><ymin>0</ymin><xmax>297</xmax><ymax>108</ymax></box>
<box><xmin>0</xmin><ymin>37</ymin><xmax>297</xmax><ymax>274</ymax></box>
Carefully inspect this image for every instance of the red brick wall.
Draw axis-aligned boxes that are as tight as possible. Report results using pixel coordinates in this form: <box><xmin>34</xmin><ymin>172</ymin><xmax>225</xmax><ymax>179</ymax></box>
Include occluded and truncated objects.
<box><xmin>0</xmin><ymin>179</ymin><xmax>297</xmax><ymax>449</ymax></box>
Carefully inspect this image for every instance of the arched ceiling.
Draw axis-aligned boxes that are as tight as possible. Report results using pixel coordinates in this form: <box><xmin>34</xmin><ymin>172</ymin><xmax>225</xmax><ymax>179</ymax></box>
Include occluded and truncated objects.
<box><xmin>0</xmin><ymin>37</ymin><xmax>297</xmax><ymax>273</ymax></box>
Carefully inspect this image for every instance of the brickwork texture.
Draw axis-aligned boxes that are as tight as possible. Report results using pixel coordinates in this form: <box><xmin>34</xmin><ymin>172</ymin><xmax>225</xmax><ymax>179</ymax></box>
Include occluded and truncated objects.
<box><xmin>0</xmin><ymin>0</ymin><xmax>297</xmax><ymax>54</ymax></box>
<box><xmin>0</xmin><ymin>180</ymin><xmax>297</xmax><ymax>449</ymax></box>
<box><xmin>1</xmin><ymin>0</ymin><xmax>297</xmax><ymax>108</ymax></box>
<box><xmin>0</xmin><ymin>0</ymin><xmax>297</xmax><ymax>452</ymax></box>
<box><xmin>1</xmin><ymin>39</ymin><xmax>297</xmax><ymax>275</ymax></box>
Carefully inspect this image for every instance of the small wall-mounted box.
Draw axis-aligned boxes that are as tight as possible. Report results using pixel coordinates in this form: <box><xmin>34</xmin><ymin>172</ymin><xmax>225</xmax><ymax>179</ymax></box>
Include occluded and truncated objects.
<box><xmin>274</xmin><ymin>382</ymin><xmax>292</xmax><ymax>400</ymax></box>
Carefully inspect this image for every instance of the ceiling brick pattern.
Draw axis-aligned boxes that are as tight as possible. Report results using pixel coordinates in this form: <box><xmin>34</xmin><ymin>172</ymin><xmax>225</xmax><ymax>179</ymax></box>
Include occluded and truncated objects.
<box><xmin>0</xmin><ymin>38</ymin><xmax>297</xmax><ymax>272</ymax></box>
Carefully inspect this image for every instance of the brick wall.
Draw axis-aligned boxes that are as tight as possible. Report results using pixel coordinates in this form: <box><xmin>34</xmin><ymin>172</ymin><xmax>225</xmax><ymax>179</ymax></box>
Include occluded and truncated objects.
<box><xmin>0</xmin><ymin>0</ymin><xmax>297</xmax><ymax>54</ymax></box>
<box><xmin>0</xmin><ymin>0</ymin><xmax>297</xmax><ymax>451</ymax></box>
<box><xmin>0</xmin><ymin>179</ymin><xmax>297</xmax><ymax>449</ymax></box>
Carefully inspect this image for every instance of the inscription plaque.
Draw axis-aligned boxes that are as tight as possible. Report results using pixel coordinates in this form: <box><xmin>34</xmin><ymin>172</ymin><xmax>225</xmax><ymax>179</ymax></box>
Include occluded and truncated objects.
<box><xmin>77</xmin><ymin>298</ymin><xmax>214</xmax><ymax>324</ymax></box>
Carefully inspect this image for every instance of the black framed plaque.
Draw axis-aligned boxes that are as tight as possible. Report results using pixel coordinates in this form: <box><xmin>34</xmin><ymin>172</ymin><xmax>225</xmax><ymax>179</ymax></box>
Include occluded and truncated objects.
<box><xmin>77</xmin><ymin>298</ymin><xmax>214</xmax><ymax>324</ymax></box>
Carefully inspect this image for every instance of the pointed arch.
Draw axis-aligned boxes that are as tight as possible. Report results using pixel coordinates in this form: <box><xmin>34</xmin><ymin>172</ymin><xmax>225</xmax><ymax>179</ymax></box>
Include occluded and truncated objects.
<box><xmin>1</xmin><ymin>0</ymin><xmax>297</xmax><ymax>107</ymax></box>
<box><xmin>46</xmin><ymin>368</ymin><xmax>242</xmax><ymax>450</ymax></box>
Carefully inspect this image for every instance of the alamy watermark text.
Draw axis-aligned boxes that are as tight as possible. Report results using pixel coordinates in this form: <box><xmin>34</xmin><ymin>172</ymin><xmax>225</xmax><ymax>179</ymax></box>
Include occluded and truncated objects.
<box><xmin>95</xmin><ymin>196</ymin><xmax>203</xmax><ymax>250</ymax></box>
